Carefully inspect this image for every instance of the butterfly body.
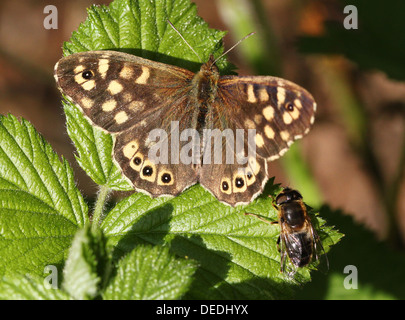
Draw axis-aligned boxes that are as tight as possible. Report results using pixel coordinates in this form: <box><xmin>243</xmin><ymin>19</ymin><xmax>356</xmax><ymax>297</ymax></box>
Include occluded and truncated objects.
<box><xmin>54</xmin><ymin>50</ymin><xmax>316</xmax><ymax>206</ymax></box>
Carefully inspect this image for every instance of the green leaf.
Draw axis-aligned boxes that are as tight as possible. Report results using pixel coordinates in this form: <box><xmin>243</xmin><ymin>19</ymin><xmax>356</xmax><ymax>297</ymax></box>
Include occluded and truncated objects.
<box><xmin>0</xmin><ymin>114</ymin><xmax>88</xmax><ymax>277</ymax></box>
<box><xmin>0</xmin><ymin>275</ymin><xmax>72</xmax><ymax>300</ymax></box>
<box><xmin>101</xmin><ymin>182</ymin><xmax>342</xmax><ymax>299</ymax></box>
<box><xmin>63</xmin><ymin>225</ymin><xmax>110</xmax><ymax>300</ymax></box>
<box><xmin>64</xmin><ymin>102</ymin><xmax>132</xmax><ymax>190</ymax></box>
<box><xmin>103</xmin><ymin>245</ymin><xmax>196</xmax><ymax>300</ymax></box>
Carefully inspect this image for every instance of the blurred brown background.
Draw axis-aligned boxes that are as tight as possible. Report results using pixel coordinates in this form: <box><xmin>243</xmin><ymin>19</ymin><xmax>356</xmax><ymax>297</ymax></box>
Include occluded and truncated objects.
<box><xmin>0</xmin><ymin>0</ymin><xmax>404</xmax><ymax>246</ymax></box>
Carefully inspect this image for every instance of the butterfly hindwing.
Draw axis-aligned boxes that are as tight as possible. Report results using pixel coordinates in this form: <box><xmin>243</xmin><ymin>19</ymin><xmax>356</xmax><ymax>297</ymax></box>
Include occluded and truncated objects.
<box><xmin>113</xmin><ymin>108</ymin><xmax>199</xmax><ymax>197</ymax></box>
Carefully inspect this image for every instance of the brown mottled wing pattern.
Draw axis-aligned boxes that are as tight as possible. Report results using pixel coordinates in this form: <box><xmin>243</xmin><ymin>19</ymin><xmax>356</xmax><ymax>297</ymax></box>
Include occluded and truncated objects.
<box><xmin>54</xmin><ymin>50</ymin><xmax>199</xmax><ymax>196</ymax></box>
<box><xmin>199</xmin><ymin>76</ymin><xmax>316</xmax><ymax>206</ymax></box>
<box><xmin>55</xmin><ymin>50</ymin><xmax>316</xmax><ymax>206</ymax></box>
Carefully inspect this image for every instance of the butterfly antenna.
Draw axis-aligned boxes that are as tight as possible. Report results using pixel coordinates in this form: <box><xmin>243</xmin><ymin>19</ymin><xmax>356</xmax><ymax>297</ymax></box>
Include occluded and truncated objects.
<box><xmin>211</xmin><ymin>32</ymin><xmax>256</xmax><ymax>66</ymax></box>
<box><xmin>167</xmin><ymin>19</ymin><xmax>202</xmax><ymax>62</ymax></box>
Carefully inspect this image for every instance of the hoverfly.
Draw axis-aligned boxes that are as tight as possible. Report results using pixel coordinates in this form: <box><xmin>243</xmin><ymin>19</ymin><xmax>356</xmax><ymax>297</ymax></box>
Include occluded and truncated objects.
<box><xmin>246</xmin><ymin>187</ymin><xmax>328</xmax><ymax>277</ymax></box>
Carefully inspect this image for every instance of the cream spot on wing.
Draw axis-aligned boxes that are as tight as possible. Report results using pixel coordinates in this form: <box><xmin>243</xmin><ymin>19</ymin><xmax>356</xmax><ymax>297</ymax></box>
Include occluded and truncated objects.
<box><xmin>268</xmin><ymin>154</ymin><xmax>280</xmax><ymax>161</ymax></box>
<box><xmin>244</xmin><ymin>119</ymin><xmax>256</xmax><ymax>129</ymax></box>
<box><xmin>98</xmin><ymin>59</ymin><xmax>109</xmax><ymax>79</ymax></box>
<box><xmin>255</xmin><ymin>133</ymin><xmax>265</xmax><ymax>148</ymax></box>
<box><xmin>258</xmin><ymin>87</ymin><xmax>269</xmax><ymax>102</ymax></box>
<box><xmin>74</xmin><ymin>73</ymin><xmax>86</xmax><ymax>85</ymax></box>
<box><xmin>100</xmin><ymin>53</ymin><xmax>112</xmax><ymax>59</ymax></box>
<box><xmin>135</xmin><ymin>66</ymin><xmax>150</xmax><ymax>84</ymax></box>
<box><xmin>290</xmin><ymin>106</ymin><xmax>301</xmax><ymax>120</ymax></box>
<box><xmin>82</xmin><ymin>80</ymin><xmax>95</xmax><ymax>91</ymax></box>
<box><xmin>280</xmin><ymin>130</ymin><xmax>290</xmax><ymax>142</ymax></box>
<box><xmin>254</xmin><ymin>114</ymin><xmax>263</xmax><ymax>124</ymax></box>
<box><xmin>81</xmin><ymin>97</ymin><xmax>94</xmax><ymax>109</ymax></box>
<box><xmin>264</xmin><ymin>125</ymin><xmax>275</xmax><ymax>139</ymax></box>
<box><xmin>277</xmin><ymin>87</ymin><xmax>286</xmax><ymax>106</ymax></box>
<box><xmin>102</xmin><ymin>99</ymin><xmax>117</xmax><ymax>112</ymax></box>
<box><xmin>294</xmin><ymin>98</ymin><xmax>303</xmax><ymax>109</ymax></box>
<box><xmin>123</xmin><ymin>140</ymin><xmax>139</xmax><ymax>159</ymax></box>
<box><xmin>74</xmin><ymin>65</ymin><xmax>85</xmax><ymax>74</ymax></box>
<box><xmin>247</xmin><ymin>84</ymin><xmax>257</xmax><ymax>103</ymax></box>
<box><xmin>128</xmin><ymin>100</ymin><xmax>145</xmax><ymax>111</ymax></box>
<box><xmin>115</xmin><ymin>111</ymin><xmax>129</xmax><ymax>124</ymax></box>
<box><xmin>123</xmin><ymin>93</ymin><xmax>133</xmax><ymax>103</ymax></box>
<box><xmin>120</xmin><ymin>65</ymin><xmax>134</xmax><ymax>79</ymax></box>
<box><xmin>108</xmin><ymin>80</ymin><xmax>123</xmax><ymax>95</ymax></box>
<box><xmin>54</xmin><ymin>62</ymin><xmax>59</xmax><ymax>82</ymax></box>
<box><xmin>263</xmin><ymin>106</ymin><xmax>274</xmax><ymax>121</ymax></box>
<box><xmin>283</xmin><ymin>112</ymin><xmax>293</xmax><ymax>125</ymax></box>
<box><xmin>248</xmin><ymin>157</ymin><xmax>261</xmax><ymax>175</ymax></box>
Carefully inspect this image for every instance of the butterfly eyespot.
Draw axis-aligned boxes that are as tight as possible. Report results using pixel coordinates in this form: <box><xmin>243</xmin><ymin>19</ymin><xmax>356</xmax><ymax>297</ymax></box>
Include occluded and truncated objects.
<box><xmin>161</xmin><ymin>173</ymin><xmax>172</xmax><ymax>183</ymax></box>
<box><xmin>246</xmin><ymin>172</ymin><xmax>253</xmax><ymax>180</ymax></box>
<box><xmin>235</xmin><ymin>177</ymin><xmax>244</xmax><ymax>188</ymax></box>
<box><xmin>133</xmin><ymin>157</ymin><xmax>142</xmax><ymax>166</ymax></box>
<box><xmin>82</xmin><ymin>70</ymin><xmax>94</xmax><ymax>80</ymax></box>
<box><xmin>222</xmin><ymin>181</ymin><xmax>229</xmax><ymax>191</ymax></box>
<box><xmin>285</xmin><ymin>102</ymin><xmax>295</xmax><ymax>112</ymax></box>
<box><xmin>142</xmin><ymin>166</ymin><xmax>153</xmax><ymax>176</ymax></box>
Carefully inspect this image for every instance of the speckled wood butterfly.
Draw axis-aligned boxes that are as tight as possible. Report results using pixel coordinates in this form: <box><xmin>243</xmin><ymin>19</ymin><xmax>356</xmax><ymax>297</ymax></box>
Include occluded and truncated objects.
<box><xmin>54</xmin><ymin>48</ymin><xmax>316</xmax><ymax>206</ymax></box>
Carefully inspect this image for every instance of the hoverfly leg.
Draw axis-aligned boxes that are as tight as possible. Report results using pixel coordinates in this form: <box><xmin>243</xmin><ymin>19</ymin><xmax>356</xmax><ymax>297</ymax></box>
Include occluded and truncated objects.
<box><xmin>276</xmin><ymin>236</ymin><xmax>281</xmax><ymax>252</ymax></box>
<box><xmin>244</xmin><ymin>212</ymin><xmax>275</xmax><ymax>224</ymax></box>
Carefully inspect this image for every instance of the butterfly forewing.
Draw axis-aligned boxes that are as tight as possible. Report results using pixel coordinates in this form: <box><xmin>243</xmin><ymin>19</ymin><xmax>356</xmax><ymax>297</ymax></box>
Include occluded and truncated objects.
<box><xmin>217</xmin><ymin>76</ymin><xmax>316</xmax><ymax>161</ymax></box>
<box><xmin>54</xmin><ymin>51</ymin><xmax>194</xmax><ymax>133</ymax></box>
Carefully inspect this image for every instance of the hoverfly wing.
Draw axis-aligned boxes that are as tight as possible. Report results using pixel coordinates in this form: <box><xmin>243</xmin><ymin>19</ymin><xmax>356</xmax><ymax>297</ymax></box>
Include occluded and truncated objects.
<box><xmin>309</xmin><ymin>222</ymin><xmax>330</xmax><ymax>273</ymax></box>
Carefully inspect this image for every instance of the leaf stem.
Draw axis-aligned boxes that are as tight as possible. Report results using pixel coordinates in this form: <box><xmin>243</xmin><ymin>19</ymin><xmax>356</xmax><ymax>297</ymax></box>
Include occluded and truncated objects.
<box><xmin>91</xmin><ymin>184</ymin><xmax>111</xmax><ymax>232</ymax></box>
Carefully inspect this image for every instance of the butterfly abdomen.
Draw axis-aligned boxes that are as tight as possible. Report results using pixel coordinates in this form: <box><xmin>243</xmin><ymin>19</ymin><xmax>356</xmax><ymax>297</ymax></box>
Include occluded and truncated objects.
<box><xmin>191</xmin><ymin>60</ymin><xmax>221</xmax><ymax>133</ymax></box>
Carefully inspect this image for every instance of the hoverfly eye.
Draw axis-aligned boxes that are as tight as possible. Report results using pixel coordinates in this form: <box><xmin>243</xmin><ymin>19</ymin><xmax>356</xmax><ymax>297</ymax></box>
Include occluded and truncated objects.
<box><xmin>290</xmin><ymin>190</ymin><xmax>303</xmax><ymax>201</ymax></box>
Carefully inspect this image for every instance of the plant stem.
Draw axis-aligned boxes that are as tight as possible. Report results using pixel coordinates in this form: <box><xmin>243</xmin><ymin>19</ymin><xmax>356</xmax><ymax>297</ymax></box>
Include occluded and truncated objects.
<box><xmin>91</xmin><ymin>184</ymin><xmax>111</xmax><ymax>232</ymax></box>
